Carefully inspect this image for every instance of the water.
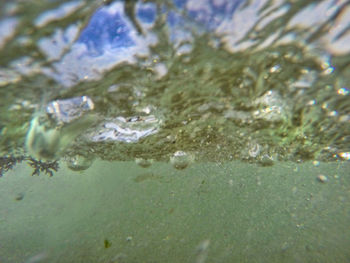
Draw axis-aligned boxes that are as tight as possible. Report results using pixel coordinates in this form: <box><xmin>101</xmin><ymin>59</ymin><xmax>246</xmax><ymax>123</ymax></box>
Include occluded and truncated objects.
<box><xmin>0</xmin><ymin>0</ymin><xmax>349</xmax><ymax>262</ymax></box>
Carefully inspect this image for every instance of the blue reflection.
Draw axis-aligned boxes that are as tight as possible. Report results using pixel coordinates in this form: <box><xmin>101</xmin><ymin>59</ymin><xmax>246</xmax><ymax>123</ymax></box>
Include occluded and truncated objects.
<box><xmin>167</xmin><ymin>10</ymin><xmax>182</xmax><ymax>27</ymax></box>
<box><xmin>173</xmin><ymin>0</ymin><xmax>186</xmax><ymax>8</ymax></box>
<box><xmin>136</xmin><ymin>3</ymin><xmax>156</xmax><ymax>24</ymax></box>
<box><xmin>78</xmin><ymin>5</ymin><xmax>134</xmax><ymax>55</ymax></box>
<box><xmin>46</xmin><ymin>0</ymin><xmax>246</xmax><ymax>87</ymax></box>
<box><xmin>77</xmin><ymin>0</ymin><xmax>245</xmax><ymax>54</ymax></box>
<box><xmin>186</xmin><ymin>0</ymin><xmax>243</xmax><ymax>30</ymax></box>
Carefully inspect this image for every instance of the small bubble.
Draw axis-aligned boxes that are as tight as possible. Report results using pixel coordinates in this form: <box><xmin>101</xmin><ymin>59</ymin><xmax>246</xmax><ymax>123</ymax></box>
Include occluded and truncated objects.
<box><xmin>66</xmin><ymin>154</ymin><xmax>94</xmax><ymax>171</ymax></box>
<box><xmin>170</xmin><ymin>151</ymin><xmax>193</xmax><ymax>170</ymax></box>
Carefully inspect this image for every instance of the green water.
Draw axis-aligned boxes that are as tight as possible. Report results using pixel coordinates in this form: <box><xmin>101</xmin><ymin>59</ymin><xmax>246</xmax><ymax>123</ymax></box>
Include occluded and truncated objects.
<box><xmin>0</xmin><ymin>0</ymin><xmax>350</xmax><ymax>262</ymax></box>
<box><xmin>1</xmin><ymin>161</ymin><xmax>349</xmax><ymax>262</ymax></box>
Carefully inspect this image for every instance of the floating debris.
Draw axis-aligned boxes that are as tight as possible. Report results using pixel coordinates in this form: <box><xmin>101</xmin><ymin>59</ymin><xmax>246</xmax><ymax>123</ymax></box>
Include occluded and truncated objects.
<box><xmin>0</xmin><ymin>155</ymin><xmax>60</xmax><ymax>177</ymax></box>
<box><xmin>104</xmin><ymin>238</ymin><xmax>112</xmax><ymax>248</ymax></box>
<box><xmin>14</xmin><ymin>193</ymin><xmax>24</xmax><ymax>201</ymax></box>
<box><xmin>0</xmin><ymin>155</ymin><xmax>24</xmax><ymax>176</ymax></box>
<box><xmin>27</xmin><ymin>158</ymin><xmax>59</xmax><ymax>176</ymax></box>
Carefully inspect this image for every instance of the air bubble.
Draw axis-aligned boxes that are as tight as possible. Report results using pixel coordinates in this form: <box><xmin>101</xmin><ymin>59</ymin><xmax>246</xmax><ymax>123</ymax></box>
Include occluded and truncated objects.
<box><xmin>170</xmin><ymin>151</ymin><xmax>194</xmax><ymax>170</ymax></box>
<box><xmin>66</xmin><ymin>154</ymin><xmax>94</xmax><ymax>171</ymax></box>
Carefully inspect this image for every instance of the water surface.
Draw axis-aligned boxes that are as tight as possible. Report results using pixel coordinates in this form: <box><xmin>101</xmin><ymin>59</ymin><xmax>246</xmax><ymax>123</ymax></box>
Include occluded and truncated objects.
<box><xmin>0</xmin><ymin>0</ymin><xmax>349</xmax><ymax>262</ymax></box>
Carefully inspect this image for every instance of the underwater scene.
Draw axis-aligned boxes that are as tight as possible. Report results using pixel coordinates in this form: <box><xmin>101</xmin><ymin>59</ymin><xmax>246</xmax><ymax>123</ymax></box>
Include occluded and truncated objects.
<box><xmin>0</xmin><ymin>0</ymin><xmax>349</xmax><ymax>262</ymax></box>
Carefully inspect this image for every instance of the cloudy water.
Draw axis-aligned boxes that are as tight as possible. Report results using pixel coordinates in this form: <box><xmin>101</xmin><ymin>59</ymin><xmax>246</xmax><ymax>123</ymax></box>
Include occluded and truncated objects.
<box><xmin>0</xmin><ymin>0</ymin><xmax>349</xmax><ymax>262</ymax></box>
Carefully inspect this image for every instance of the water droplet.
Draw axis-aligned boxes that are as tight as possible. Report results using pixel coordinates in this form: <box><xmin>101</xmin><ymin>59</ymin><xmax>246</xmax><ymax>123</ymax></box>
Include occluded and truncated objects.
<box><xmin>170</xmin><ymin>151</ymin><xmax>193</xmax><ymax>170</ymax></box>
<box><xmin>66</xmin><ymin>154</ymin><xmax>94</xmax><ymax>171</ymax></box>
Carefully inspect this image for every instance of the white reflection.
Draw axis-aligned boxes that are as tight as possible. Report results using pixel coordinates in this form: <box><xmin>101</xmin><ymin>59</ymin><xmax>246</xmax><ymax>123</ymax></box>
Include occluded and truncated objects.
<box><xmin>34</xmin><ymin>1</ymin><xmax>84</xmax><ymax>28</ymax></box>
<box><xmin>0</xmin><ymin>18</ymin><xmax>18</xmax><ymax>50</ymax></box>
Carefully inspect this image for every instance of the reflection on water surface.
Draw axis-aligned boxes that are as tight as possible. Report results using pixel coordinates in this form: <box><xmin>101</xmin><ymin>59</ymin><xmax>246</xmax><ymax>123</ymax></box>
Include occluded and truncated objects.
<box><xmin>0</xmin><ymin>0</ymin><xmax>349</xmax><ymax>166</ymax></box>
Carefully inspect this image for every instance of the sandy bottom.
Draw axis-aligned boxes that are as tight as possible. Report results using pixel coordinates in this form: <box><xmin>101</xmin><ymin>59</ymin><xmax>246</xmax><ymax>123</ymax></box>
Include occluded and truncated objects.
<box><xmin>0</xmin><ymin>160</ymin><xmax>349</xmax><ymax>263</ymax></box>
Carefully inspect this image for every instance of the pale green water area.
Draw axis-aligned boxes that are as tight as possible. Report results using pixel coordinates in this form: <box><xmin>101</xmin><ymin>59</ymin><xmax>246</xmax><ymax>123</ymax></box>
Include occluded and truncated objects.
<box><xmin>1</xmin><ymin>161</ymin><xmax>349</xmax><ymax>263</ymax></box>
<box><xmin>0</xmin><ymin>0</ymin><xmax>349</xmax><ymax>262</ymax></box>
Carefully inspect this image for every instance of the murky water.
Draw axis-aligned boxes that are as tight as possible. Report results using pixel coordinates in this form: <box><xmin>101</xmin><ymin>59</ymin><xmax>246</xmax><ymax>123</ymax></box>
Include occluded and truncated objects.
<box><xmin>0</xmin><ymin>0</ymin><xmax>349</xmax><ymax>262</ymax></box>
